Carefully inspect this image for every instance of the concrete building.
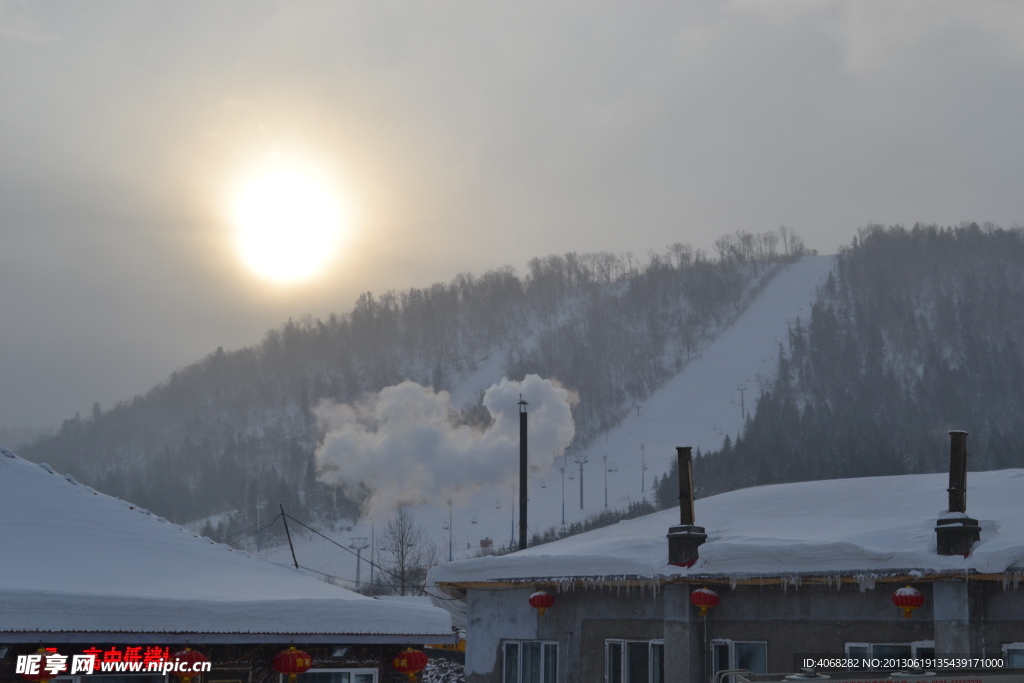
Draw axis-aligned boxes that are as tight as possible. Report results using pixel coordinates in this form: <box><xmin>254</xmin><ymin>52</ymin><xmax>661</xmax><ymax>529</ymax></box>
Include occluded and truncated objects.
<box><xmin>429</xmin><ymin>436</ymin><xmax>1024</xmax><ymax>683</ymax></box>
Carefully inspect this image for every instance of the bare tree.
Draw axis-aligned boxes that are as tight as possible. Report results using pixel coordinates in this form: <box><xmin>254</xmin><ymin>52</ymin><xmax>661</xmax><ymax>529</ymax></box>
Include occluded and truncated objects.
<box><xmin>377</xmin><ymin>505</ymin><xmax>439</xmax><ymax>596</ymax></box>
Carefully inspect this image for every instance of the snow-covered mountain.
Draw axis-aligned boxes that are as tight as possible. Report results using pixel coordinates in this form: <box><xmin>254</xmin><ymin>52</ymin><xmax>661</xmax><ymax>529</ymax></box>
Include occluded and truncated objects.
<box><xmin>257</xmin><ymin>255</ymin><xmax>833</xmax><ymax>585</ymax></box>
<box><xmin>20</xmin><ymin>231</ymin><xmax>803</xmax><ymax>547</ymax></box>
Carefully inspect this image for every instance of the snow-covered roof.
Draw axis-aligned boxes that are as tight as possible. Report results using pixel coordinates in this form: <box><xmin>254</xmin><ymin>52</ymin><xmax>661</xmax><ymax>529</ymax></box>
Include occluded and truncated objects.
<box><xmin>429</xmin><ymin>469</ymin><xmax>1024</xmax><ymax>586</ymax></box>
<box><xmin>0</xmin><ymin>448</ymin><xmax>453</xmax><ymax>643</ymax></box>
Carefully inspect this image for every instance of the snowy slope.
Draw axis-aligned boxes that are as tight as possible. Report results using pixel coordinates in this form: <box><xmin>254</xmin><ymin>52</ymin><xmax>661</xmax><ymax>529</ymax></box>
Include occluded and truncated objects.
<box><xmin>429</xmin><ymin>469</ymin><xmax>1024</xmax><ymax>584</ymax></box>
<box><xmin>259</xmin><ymin>256</ymin><xmax>833</xmax><ymax>586</ymax></box>
<box><xmin>0</xmin><ymin>448</ymin><xmax>451</xmax><ymax>639</ymax></box>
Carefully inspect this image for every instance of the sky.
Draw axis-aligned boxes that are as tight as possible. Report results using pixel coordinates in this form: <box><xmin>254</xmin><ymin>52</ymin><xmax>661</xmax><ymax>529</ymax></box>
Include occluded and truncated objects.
<box><xmin>2</xmin><ymin>0</ymin><xmax>1024</xmax><ymax>433</ymax></box>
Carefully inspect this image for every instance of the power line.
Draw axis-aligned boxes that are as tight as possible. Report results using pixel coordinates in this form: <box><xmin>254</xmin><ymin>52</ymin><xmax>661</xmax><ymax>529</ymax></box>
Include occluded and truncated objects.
<box><xmin>224</xmin><ymin>512</ymin><xmax>283</xmax><ymax>547</ymax></box>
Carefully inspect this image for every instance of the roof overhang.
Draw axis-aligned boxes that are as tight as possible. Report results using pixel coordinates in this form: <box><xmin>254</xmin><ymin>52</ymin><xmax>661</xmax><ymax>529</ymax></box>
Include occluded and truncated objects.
<box><xmin>0</xmin><ymin>631</ymin><xmax>458</xmax><ymax>645</ymax></box>
<box><xmin>437</xmin><ymin>569</ymin><xmax>1024</xmax><ymax>591</ymax></box>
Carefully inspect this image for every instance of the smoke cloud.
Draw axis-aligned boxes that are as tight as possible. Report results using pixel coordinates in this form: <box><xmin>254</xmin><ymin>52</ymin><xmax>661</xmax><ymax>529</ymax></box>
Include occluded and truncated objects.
<box><xmin>314</xmin><ymin>374</ymin><xmax>576</xmax><ymax>519</ymax></box>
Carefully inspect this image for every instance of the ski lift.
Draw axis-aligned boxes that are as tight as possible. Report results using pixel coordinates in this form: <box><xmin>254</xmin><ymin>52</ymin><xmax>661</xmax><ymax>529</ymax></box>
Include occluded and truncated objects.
<box><xmin>443</xmin><ymin>518</ymin><xmax>450</xmax><ymax>530</ymax></box>
<box><xmin>568</xmin><ymin>469</ymin><xmax>575</xmax><ymax>480</ymax></box>
<box><xmin>495</xmin><ymin>498</ymin><xmax>502</xmax><ymax>509</ymax></box>
<box><xmin>471</xmin><ymin>513</ymin><xmax>478</xmax><ymax>524</ymax></box>
<box><xmin>609</xmin><ymin>463</ymin><xmax>618</xmax><ymax>473</ymax></box>
<box><xmin>540</xmin><ymin>479</ymin><xmax>547</xmax><ymax>489</ymax></box>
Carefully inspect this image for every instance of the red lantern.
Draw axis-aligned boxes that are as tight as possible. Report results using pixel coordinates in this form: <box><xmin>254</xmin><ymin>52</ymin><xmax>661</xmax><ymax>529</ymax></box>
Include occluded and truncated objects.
<box><xmin>892</xmin><ymin>586</ymin><xmax>924</xmax><ymax>619</ymax></box>
<box><xmin>690</xmin><ymin>587</ymin><xmax>720</xmax><ymax>617</ymax></box>
<box><xmin>20</xmin><ymin>648</ymin><xmax>66</xmax><ymax>683</ymax></box>
<box><xmin>170</xmin><ymin>648</ymin><xmax>208</xmax><ymax>683</ymax></box>
<box><xmin>273</xmin><ymin>647</ymin><xmax>313</xmax><ymax>683</ymax></box>
<box><xmin>392</xmin><ymin>648</ymin><xmax>429</xmax><ymax>681</ymax></box>
<box><xmin>529</xmin><ymin>590</ymin><xmax>556</xmax><ymax>616</ymax></box>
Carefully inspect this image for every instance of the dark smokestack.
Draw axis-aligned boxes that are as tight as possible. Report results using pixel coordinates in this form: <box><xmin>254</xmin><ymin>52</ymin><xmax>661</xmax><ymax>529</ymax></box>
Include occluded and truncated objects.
<box><xmin>947</xmin><ymin>430</ymin><xmax>968</xmax><ymax>513</ymax></box>
<box><xmin>935</xmin><ymin>430</ymin><xmax>981</xmax><ymax>557</ymax></box>
<box><xmin>667</xmin><ymin>446</ymin><xmax>706</xmax><ymax>567</ymax></box>
<box><xmin>677</xmin><ymin>446</ymin><xmax>696</xmax><ymax>526</ymax></box>
<box><xmin>518</xmin><ymin>397</ymin><xmax>528</xmax><ymax>551</ymax></box>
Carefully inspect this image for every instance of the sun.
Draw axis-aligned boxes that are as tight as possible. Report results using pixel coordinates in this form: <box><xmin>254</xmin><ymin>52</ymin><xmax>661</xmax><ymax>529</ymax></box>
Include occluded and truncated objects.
<box><xmin>229</xmin><ymin>163</ymin><xmax>346</xmax><ymax>284</ymax></box>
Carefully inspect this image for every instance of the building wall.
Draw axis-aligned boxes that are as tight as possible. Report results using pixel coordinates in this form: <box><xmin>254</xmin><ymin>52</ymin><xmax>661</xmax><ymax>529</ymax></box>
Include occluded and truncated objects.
<box><xmin>465</xmin><ymin>586</ymin><xmax>664</xmax><ymax>683</ymax></box>
<box><xmin>465</xmin><ymin>578</ymin><xmax>1024</xmax><ymax>683</ymax></box>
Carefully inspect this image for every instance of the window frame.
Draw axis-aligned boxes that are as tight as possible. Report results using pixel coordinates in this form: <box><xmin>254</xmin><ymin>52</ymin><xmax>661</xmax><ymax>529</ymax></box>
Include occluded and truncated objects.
<box><xmin>502</xmin><ymin>640</ymin><xmax>558</xmax><ymax>683</ymax></box>
<box><xmin>605</xmin><ymin>639</ymin><xmax>665</xmax><ymax>683</ymax></box>
<box><xmin>710</xmin><ymin>638</ymin><xmax>768</xmax><ymax>683</ymax></box>
<box><xmin>844</xmin><ymin>641</ymin><xmax>936</xmax><ymax>669</ymax></box>
<box><xmin>1001</xmin><ymin>643</ymin><xmax>1024</xmax><ymax>668</ymax></box>
<box><xmin>283</xmin><ymin>669</ymin><xmax>379</xmax><ymax>683</ymax></box>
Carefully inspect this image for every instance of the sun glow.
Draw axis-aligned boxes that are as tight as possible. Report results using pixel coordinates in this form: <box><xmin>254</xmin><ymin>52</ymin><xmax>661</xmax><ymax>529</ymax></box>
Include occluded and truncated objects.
<box><xmin>229</xmin><ymin>161</ymin><xmax>348</xmax><ymax>284</ymax></box>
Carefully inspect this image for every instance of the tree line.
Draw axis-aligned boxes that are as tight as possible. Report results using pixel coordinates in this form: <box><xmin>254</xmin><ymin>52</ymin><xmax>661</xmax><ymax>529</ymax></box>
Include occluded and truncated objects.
<box><xmin>18</xmin><ymin>228</ymin><xmax>803</xmax><ymax>542</ymax></box>
<box><xmin>653</xmin><ymin>223</ymin><xmax>1024</xmax><ymax>507</ymax></box>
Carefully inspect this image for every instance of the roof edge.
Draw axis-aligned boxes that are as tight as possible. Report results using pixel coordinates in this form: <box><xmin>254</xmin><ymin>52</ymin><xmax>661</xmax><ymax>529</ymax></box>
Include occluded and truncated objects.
<box><xmin>437</xmin><ymin>569</ymin><xmax>1024</xmax><ymax>590</ymax></box>
<box><xmin>0</xmin><ymin>632</ymin><xmax>458</xmax><ymax>645</ymax></box>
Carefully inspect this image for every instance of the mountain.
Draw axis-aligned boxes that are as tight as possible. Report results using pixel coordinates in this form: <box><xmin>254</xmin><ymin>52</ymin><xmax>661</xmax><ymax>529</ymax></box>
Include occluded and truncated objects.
<box><xmin>255</xmin><ymin>252</ymin><xmax>832</xmax><ymax>588</ymax></box>
<box><xmin>654</xmin><ymin>223</ymin><xmax>1024</xmax><ymax>505</ymax></box>
<box><xmin>17</xmin><ymin>228</ymin><xmax>804</xmax><ymax>544</ymax></box>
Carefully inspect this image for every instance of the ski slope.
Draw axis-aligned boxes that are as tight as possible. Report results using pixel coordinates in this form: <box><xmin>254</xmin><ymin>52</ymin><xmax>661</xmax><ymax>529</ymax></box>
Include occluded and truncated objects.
<box><xmin>262</xmin><ymin>255</ymin><xmax>835</xmax><ymax>585</ymax></box>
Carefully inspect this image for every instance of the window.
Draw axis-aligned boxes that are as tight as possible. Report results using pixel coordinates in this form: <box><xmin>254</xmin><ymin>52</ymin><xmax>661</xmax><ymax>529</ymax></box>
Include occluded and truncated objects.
<box><xmin>710</xmin><ymin>640</ymin><xmax>767</xmax><ymax>682</ymax></box>
<box><xmin>291</xmin><ymin>670</ymin><xmax>378</xmax><ymax>683</ymax></box>
<box><xmin>845</xmin><ymin>642</ymin><xmax>935</xmax><ymax>669</ymax></box>
<box><xmin>606</xmin><ymin>640</ymin><xmax>664</xmax><ymax>683</ymax></box>
<box><xmin>503</xmin><ymin>641</ymin><xmax>558</xmax><ymax>683</ymax></box>
<box><xmin>1001</xmin><ymin>644</ymin><xmax>1024</xmax><ymax>669</ymax></box>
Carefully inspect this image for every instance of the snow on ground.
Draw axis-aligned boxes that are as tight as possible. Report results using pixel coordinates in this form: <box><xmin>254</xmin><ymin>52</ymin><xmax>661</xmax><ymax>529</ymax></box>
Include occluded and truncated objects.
<box><xmin>259</xmin><ymin>256</ymin><xmax>834</xmax><ymax>587</ymax></box>
<box><xmin>429</xmin><ymin>469</ymin><xmax>1024</xmax><ymax>584</ymax></box>
<box><xmin>0</xmin><ymin>449</ymin><xmax>451</xmax><ymax>638</ymax></box>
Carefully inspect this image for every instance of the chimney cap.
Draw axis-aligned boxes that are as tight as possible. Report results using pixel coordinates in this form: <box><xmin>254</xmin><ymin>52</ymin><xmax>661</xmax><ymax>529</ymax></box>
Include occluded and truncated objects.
<box><xmin>949</xmin><ymin>429</ymin><xmax>968</xmax><ymax>436</ymax></box>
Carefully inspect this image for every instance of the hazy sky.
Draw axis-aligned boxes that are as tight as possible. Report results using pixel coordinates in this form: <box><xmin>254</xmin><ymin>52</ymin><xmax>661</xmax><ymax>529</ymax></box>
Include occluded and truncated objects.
<box><xmin>2</xmin><ymin>1</ymin><xmax>1023</xmax><ymax>432</ymax></box>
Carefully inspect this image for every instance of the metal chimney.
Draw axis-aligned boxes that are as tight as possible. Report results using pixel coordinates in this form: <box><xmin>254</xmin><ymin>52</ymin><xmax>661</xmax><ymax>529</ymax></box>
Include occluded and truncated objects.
<box><xmin>518</xmin><ymin>397</ymin><xmax>528</xmax><ymax>551</ymax></box>
<box><xmin>667</xmin><ymin>446</ymin><xmax>707</xmax><ymax>567</ymax></box>
<box><xmin>935</xmin><ymin>430</ymin><xmax>981</xmax><ymax>556</ymax></box>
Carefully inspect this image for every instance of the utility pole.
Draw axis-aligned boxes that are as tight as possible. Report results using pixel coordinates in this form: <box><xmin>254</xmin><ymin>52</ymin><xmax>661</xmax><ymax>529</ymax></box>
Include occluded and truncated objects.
<box><xmin>280</xmin><ymin>504</ymin><xmax>298</xmax><ymax>569</ymax></box>
<box><xmin>560</xmin><ymin>451</ymin><xmax>567</xmax><ymax>531</ymax></box>
<box><xmin>255</xmin><ymin>500</ymin><xmax>265</xmax><ymax>552</ymax></box>
<box><xmin>447</xmin><ymin>499</ymin><xmax>453</xmax><ymax>562</ymax></box>
<box><xmin>641</xmin><ymin>444</ymin><xmax>647</xmax><ymax>493</ymax></box>
<box><xmin>573</xmin><ymin>452</ymin><xmax>588</xmax><ymax>510</ymax></box>
<box><xmin>348</xmin><ymin>537</ymin><xmax>369</xmax><ymax>587</ymax></box>
<box><xmin>603</xmin><ymin>454</ymin><xmax>609</xmax><ymax>508</ymax></box>
<box><xmin>737</xmin><ymin>384</ymin><xmax>747</xmax><ymax>419</ymax></box>
<box><xmin>370</xmin><ymin>521</ymin><xmax>375</xmax><ymax>586</ymax></box>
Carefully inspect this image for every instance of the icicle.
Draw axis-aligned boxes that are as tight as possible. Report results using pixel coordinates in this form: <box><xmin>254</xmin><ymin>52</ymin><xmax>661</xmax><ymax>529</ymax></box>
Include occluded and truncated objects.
<box><xmin>853</xmin><ymin>574</ymin><xmax>876</xmax><ymax>592</ymax></box>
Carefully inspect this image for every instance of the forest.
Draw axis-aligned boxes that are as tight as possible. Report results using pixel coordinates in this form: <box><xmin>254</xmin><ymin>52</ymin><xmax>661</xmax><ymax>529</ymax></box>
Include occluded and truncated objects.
<box><xmin>654</xmin><ymin>223</ymin><xmax>1024</xmax><ymax>507</ymax></box>
<box><xmin>19</xmin><ymin>228</ymin><xmax>801</xmax><ymax>543</ymax></box>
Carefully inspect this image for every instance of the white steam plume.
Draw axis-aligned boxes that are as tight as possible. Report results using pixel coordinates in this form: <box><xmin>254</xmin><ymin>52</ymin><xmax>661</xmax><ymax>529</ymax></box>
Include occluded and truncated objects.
<box><xmin>314</xmin><ymin>374</ymin><xmax>576</xmax><ymax>520</ymax></box>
